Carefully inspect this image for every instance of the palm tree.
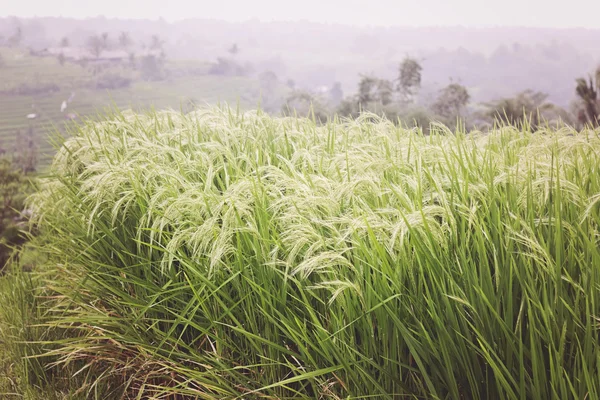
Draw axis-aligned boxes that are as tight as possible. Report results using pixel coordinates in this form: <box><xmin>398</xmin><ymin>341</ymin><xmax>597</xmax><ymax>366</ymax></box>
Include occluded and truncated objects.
<box><xmin>575</xmin><ymin>67</ymin><xmax>600</xmax><ymax>128</ymax></box>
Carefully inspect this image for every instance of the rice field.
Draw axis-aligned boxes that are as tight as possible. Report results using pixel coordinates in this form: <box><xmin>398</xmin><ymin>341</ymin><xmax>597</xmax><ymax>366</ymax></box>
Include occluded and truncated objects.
<box><xmin>0</xmin><ymin>77</ymin><xmax>266</xmax><ymax>167</ymax></box>
<box><xmin>0</xmin><ymin>48</ymin><xmax>284</xmax><ymax>168</ymax></box>
<box><xmin>14</xmin><ymin>108</ymin><xmax>600</xmax><ymax>398</ymax></box>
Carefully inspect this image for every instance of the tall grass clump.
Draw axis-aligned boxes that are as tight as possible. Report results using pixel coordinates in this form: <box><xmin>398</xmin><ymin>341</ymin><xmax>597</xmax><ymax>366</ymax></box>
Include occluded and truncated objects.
<box><xmin>27</xmin><ymin>107</ymin><xmax>600</xmax><ymax>399</ymax></box>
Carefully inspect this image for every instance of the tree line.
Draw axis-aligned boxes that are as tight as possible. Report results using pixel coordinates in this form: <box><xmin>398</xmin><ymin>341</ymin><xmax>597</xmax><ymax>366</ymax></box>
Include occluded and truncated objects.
<box><xmin>283</xmin><ymin>56</ymin><xmax>600</xmax><ymax>130</ymax></box>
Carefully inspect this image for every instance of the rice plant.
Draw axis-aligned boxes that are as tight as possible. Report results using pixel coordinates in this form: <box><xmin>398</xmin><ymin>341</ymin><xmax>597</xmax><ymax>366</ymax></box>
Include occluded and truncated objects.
<box><xmin>25</xmin><ymin>107</ymin><xmax>600</xmax><ymax>399</ymax></box>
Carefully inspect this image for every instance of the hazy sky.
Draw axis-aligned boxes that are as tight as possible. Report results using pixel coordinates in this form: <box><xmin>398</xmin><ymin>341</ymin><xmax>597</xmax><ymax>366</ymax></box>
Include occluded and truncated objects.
<box><xmin>2</xmin><ymin>0</ymin><xmax>600</xmax><ymax>28</ymax></box>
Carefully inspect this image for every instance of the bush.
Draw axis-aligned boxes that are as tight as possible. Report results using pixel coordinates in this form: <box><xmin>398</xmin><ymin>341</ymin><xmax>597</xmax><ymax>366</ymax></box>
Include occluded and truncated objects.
<box><xmin>0</xmin><ymin>159</ymin><xmax>34</xmax><ymax>270</ymax></box>
<box><xmin>0</xmin><ymin>259</ymin><xmax>91</xmax><ymax>399</ymax></box>
<box><xmin>28</xmin><ymin>108</ymin><xmax>600</xmax><ymax>398</ymax></box>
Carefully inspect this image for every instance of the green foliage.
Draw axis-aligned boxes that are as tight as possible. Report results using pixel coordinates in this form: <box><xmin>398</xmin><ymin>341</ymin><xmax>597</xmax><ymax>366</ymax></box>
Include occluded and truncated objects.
<box><xmin>117</xmin><ymin>31</ymin><xmax>132</xmax><ymax>49</ymax></box>
<box><xmin>0</xmin><ymin>159</ymin><xmax>33</xmax><ymax>269</ymax></box>
<box><xmin>149</xmin><ymin>35</ymin><xmax>163</xmax><ymax>51</ymax></box>
<box><xmin>397</xmin><ymin>56</ymin><xmax>422</xmax><ymax>102</ymax></box>
<box><xmin>12</xmin><ymin>127</ymin><xmax>38</xmax><ymax>173</ymax></box>
<box><xmin>376</xmin><ymin>79</ymin><xmax>394</xmax><ymax>105</ymax></box>
<box><xmin>259</xmin><ymin>70</ymin><xmax>278</xmax><ymax>93</ymax></box>
<box><xmin>23</xmin><ymin>108</ymin><xmax>600</xmax><ymax>398</ymax></box>
<box><xmin>357</xmin><ymin>75</ymin><xmax>378</xmax><ymax>104</ymax></box>
<box><xmin>86</xmin><ymin>35</ymin><xmax>104</xmax><ymax>59</ymax></box>
<box><xmin>329</xmin><ymin>81</ymin><xmax>343</xmax><ymax>105</ymax></box>
<box><xmin>100</xmin><ymin>33</ymin><xmax>109</xmax><ymax>50</ymax></box>
<box><xmin>56</xmin><ymin>53</ymin><xmax>66</xmax><ymax>66</ymax></box>
<box><xmin>281</xmin><ymin>90</ymin><xmax>329</xmax><ymax>123</ymax></box>
<box><xmin>0</xmin><ymin>262</ymin><xmax>89</xmax><ymax>399</ymax></box>
<box><xmin>482</xmin><ymin>89</ymin><xmax>571</xmax><ymax>129</ymax></box>
<box><xmin>433</xmin><ymin>82</ymin><xmax>470</xmax><ymax>119</ymax></box>
<box><xmin>356</xmin><ymin>77</ymin><xmax>393</xmax><ymax>107</ymax></box>
<box><xmin>574</xmin><ymin>66</ymin><xmax>600</xmax><ymax>128</ymax></box>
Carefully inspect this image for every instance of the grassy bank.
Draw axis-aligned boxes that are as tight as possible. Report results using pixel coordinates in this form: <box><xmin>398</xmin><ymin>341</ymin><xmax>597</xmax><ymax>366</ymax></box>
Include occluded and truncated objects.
<box><xmin>3</xmin><ymin>108</ymin><xmax>600</xmax><ymax>398</ymax></box>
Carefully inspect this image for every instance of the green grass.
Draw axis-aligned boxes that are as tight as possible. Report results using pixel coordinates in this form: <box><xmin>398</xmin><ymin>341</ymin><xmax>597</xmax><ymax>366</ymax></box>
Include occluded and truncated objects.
<box><xmin>5</xmin><ymin>108</ymin><xmax>600</xmax><ymax>398</ymax></box>
<box><xmin>0</xmin><ymin>261</ymin><xmax>89</xmax><ymax>400</ymax></box>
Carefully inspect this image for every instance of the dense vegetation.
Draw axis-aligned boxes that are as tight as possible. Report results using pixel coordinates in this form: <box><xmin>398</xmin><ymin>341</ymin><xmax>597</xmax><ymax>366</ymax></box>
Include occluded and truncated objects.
<box><xmin>2</xmin><ymin>108</ymin><xmax>599</xmax><ymax>398</ymax></box>
<box><xmin>2</xmin><ymin>19</ymin><xmax>599</xmax><ymax>170</ymax></box>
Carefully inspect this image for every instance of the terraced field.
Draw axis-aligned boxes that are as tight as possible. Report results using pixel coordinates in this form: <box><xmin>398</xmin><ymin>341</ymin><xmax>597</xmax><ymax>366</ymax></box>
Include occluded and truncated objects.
<box><xmin>0</xmin><ymin>78</ymin><xmax>269</xmax><ymax>166</ymax></box>
<box><xmin>0</xmin><ymin>48</ymin><xmax>285</xmax><ymax>168</ymax></box>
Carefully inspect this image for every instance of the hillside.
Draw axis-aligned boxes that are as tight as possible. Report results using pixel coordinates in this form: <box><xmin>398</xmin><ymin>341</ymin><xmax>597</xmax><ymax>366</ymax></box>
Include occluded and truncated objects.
<box><xmin>0</xmin><ymin>47</ymin><xmax>287</xmax><ymax>167</ymax></box>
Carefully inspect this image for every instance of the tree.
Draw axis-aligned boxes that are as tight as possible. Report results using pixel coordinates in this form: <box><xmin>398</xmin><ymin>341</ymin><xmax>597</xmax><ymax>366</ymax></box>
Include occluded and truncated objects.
<box><xmin>259</xmin><ymin>71</ymin><xmax>279</xmax><ymax>94</ymax></box>
<box><xmin>432</xmin><ymin>83</ymin><xmax>470</xmax><ymax>119</ymax></box>
<box><xmin>397</xmin><ymin>56</ymin><xmax>422</xmax><ymax>103</ymax></box>
<box><xmin>357</xmin><ymin>75</ymin><xmax>393</xmax><ymax>106</ymax></box>
<box><xmin>281</xmin><ymin>91</ymin><xmax>329</xmax><ymax>123</ymax></box>
<box><xmin>128</xmin><ymin>52</ymin><xmax>136</xmax><ymax>68</ymax></box>
<box><xmin>7</xmin><ymin>26</ymin><xmax>22</xmax><ymax>47</ymax></box>
<box><xmin>150</xmin><ymin>35</ymin><xmax>163</xmax><ymax>51</ymax></box>
<box><xmin>57</xmin><ymin>53</ymin><xmax>66</xmax><ymax>66</ymax></box>
<box><xmin>358</xmin><ymin>75</ymin><xmax>378</xmax><ymax>104</ymax></box>
<box><xmin>0</xmin><ymin>158</ymin><xmax>33</xmax><ymax>269</ymax></box>
<box><xmin>329</xmin><ymin>82</ymin><xmax>344</xmax><ymax>105</ymax></box>
<box><xmin>483</xmin><ymin>90</ymin><xmax>567</xmax><ymax>129</ymax></box>
<box><xmin>60</xmin><ymin>37</ymin><xmax>70</xmax><ymax>47</ymax></box>
<box><xmin>12</xmin><ymin>126</ymin><xmax>38</xmax><ymax>174</ymax></box>
<box><xmin>228</xmin><ymin>43</ymin><xmax>239</xmax><ymax>56</ymax></box>
<box><xmin>140</xmin><ymin>55</ymin><xmax>164</xmax><ymax>81</ymax></box>
<box><xmin>574</xmin><ymin>66</ymin><xmax>600</xmax><ymax>128</ymax></box>
<box><xmin>118</xmin><ymin>31</ymin><xmax>133</xmax><ymax>49</ymax></box>
<box><xmin>377</xmin><ymin>79</ymin><xmax>394</xmax><ymax>106</ymax></box>
<box><xmin>87</xmin><ymin>35</ymin><xmax>104</xmax><ymax>59</ymax></box>
<box><xmin>101</xmin><ymin>32</ymin><xmax>109</xmax><ymax>49</ymax></box>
